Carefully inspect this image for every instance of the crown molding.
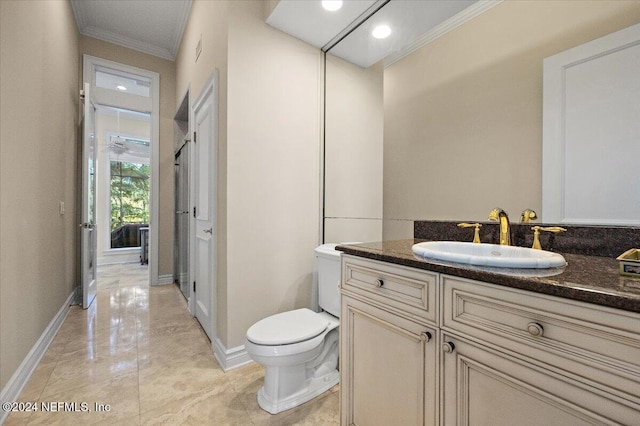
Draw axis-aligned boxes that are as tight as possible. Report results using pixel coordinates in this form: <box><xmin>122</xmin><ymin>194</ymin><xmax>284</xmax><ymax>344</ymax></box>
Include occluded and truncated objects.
<box><xmin>170</xmin><ymin>0</ymin><xmax>193</xmax><ymax>58</ymax></box>
<box><xmin>384</xmin><ymin>0</ymin><xmax>503</xmax><ymax>68</ymax></box>
<box><xmin>81</xmin><ymin>25</ymin><xmax>175</xmax><ymax>61</ymax></box>
<box><xmin>70</xmin><ymin>0</ymin><xmax>88</xmax><ymax>32</ymax></box>
<box><xmin>70</xmin><ymin>0</ymin><xmax>192</xmax><ymax>61</ymax></box>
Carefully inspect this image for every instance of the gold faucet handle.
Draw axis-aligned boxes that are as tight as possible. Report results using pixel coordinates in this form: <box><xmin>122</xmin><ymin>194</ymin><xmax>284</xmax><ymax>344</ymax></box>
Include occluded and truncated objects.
<box><xmin>520</xmin><ymin>209</ymin><xmax>538</xmax><ymax>223</ymax></box>
<box><xmin>457</xmin><ymin>223</ymin><xmax>482</xmax><ymax>244</ymax></box>
<box><xmin>531</xmin><ymin>226</ymin><xmax>567</xmax><ymax>250</ymax></box>
<box><xmin>488</xmin><ymin>207</ymin><xmax>504</xmax><ymax>221</ymax></box>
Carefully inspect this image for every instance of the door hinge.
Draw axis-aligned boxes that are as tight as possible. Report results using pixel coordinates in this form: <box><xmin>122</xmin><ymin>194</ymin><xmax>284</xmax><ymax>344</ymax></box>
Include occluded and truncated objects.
<box><xmin>193</xmin><ymin>281</ymin><xmax>196</xmax><ymax>292</ymax></box>
<box><xmin>193</xmin><ymin>206</ymin><xmax>196</xmax><ymax>217</ymax></box>
<box><xmin>193</xmin><ymin>131</ymin><xmax>196</xmax><ymax>143</ymax></box>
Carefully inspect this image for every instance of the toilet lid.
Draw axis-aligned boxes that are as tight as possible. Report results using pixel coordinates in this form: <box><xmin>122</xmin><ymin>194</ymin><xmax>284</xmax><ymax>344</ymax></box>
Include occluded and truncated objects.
<box><xmin>247</xmin><ymin>308</ymin><xmax>329</xmax><ymax>345</ymax></box>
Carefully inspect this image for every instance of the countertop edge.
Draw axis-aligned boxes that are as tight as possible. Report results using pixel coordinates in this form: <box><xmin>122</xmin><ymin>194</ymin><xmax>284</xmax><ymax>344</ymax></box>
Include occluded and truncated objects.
<box><xmin>336</xmin><ymin>243</ymin><xmax>640</xmax><ymax>315</ymax></box>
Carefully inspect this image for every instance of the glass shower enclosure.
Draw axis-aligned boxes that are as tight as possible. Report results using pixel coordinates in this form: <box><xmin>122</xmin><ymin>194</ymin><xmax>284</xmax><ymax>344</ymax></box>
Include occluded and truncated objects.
<box><xmin>174</xmin><ymin>141</ymin><xmax>190</xmax><ymax>299</ymax></box>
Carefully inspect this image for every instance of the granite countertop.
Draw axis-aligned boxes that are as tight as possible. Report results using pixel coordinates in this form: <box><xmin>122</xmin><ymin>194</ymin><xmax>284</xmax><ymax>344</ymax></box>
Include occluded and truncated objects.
<box><xmin>336</xmin><ymin>239</ymin><xmax>640</xmax><ymax>314</ymax></box>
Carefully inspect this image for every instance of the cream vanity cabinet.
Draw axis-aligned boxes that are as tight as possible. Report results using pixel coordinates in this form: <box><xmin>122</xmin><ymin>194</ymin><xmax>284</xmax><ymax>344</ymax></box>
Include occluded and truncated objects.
<box><xmin>340</xmin><ymin>255</ymin><xmax>640</xmax><ymax>426</ymax></box>
<box><xmin>340</xmin><ymin>255</ymin><xmax>439</xmax><ymax>426</ymax></box>
<box><xmin>441</xmin><ymin>275</ymin><xmax>640</xmax><ymax>425</ymax></box>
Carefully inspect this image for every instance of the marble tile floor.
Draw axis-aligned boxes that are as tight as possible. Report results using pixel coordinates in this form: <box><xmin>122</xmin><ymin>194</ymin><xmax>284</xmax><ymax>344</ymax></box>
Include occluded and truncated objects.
<box><xmin>5</xmin><ymin>263</ymin><xmax>339</xmax><ymax>425</ymax></box>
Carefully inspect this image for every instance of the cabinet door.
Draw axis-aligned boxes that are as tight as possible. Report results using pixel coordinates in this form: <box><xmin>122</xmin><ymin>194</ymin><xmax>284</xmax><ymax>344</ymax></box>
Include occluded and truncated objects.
<box><xmin>441</xmin><ymin>334</ymin><xmax>639</xmax><ymax>426</ymax></box>
<box><xmin>341</xmin><ymin>296</ymin><xmax>437</xmax><ymax>426</ymax></box>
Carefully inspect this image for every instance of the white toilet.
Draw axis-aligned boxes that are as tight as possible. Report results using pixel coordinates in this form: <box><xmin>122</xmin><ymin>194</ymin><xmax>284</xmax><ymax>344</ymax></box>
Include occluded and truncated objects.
<box><xmin>245</xmin><ymin>243</ymin><xmax>342</xmax><ymax>414</ymax></box>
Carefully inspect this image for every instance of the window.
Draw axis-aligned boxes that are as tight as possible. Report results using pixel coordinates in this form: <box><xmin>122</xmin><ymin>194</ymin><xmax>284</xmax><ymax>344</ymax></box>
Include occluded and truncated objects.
<box><xmin>110</xmin><ymin>153</ymin><xmax>150</xmax><ymax>249</ymax></box>
<box><xmin>109</xmin><ymin>136</ymin><xmax>150</xmax><ymax>249</ymax></box>
<box><xmin>95</xmin><ymin>66</ymin><xmax>151</xmax><ymax>97</ymax></box>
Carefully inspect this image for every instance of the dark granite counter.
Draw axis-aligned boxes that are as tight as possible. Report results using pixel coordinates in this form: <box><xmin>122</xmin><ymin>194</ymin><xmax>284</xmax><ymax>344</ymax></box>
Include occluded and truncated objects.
<box><xmin>336</xmin><ymin>239</ymin><xmax>640</xmax><ymax>314</ymax></box>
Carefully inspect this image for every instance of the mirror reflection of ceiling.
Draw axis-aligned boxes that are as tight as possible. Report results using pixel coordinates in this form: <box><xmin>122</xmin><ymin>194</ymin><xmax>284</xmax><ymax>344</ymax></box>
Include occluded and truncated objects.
<box><xmin>266</xmin><ymin>0</ymin><xmax>501</xmax><ymax>68</ymax></box>
<box><xmin>266</xmin><ymin>0</ymin><xmax>378</xmax><ymax>49</ymax></box>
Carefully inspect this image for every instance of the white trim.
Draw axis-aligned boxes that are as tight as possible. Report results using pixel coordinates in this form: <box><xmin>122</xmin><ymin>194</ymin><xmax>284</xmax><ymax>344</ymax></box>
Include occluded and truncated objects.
<box><xmin>69</xmin><ymin>0</ymin><xmax>88</xmax><ymax>33</ymax></box>
<box><xmin>83</xmin><ymin>55</ymin><xmax>160</xmax><ymax>290</ymax></box>
<box><xmin>155</xmin><ymin>274</ymin><xmax>174</xmax><ymax>286</ymax></box>
<box><xmin>170</xmin><ymin>1</ymin><xmax>193</xmax><ymax>59</ymax></box>
<box><xmin>0</xmin><ymin>289</ymin><xmax>76</xmax><ymax>424</ymax></box>
<box><xmin>213</xmin><ymin>337</ymin><xmax>253</xmax><ymax>372</ymax></box>
<box><xmin>70</xmin><ymin>1</ymin><xmax>191</xmax><ymax>60</ymax></box>
<box><xmin>82</xmin><ymin>26</ymin><xmax>174</xmax><ymax>61</ymax></box>
<box><xmin>384</xmin><ymin>0</ymin><xmax>503</xmax><ymax>68</ymax></box>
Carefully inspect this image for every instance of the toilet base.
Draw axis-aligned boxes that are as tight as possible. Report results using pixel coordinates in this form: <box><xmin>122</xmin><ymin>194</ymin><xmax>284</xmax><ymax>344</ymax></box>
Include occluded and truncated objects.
<box><xmin>257</xmin><ymin>369</ymin><xmax>339</xmax><ymax>415</ymax></box>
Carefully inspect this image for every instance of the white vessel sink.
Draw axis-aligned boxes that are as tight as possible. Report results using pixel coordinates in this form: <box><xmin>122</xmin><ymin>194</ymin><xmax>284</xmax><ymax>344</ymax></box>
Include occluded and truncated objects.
<box><xmin>412</xmin><ymin>241</ymin><xmax>567</xmax><ymax>269</ymax></box>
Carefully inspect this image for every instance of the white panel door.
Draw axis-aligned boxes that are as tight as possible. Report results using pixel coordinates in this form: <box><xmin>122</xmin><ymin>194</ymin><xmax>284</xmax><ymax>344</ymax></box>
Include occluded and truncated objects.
<box><xmin>81</xmin><ymin>82</ymin><xmax>98</xmax><ymax>309</ymax></box>
<box><xmin>192</xmin><ymin>75</ymin><xmax>217</xmax><ymax>340</ymax></box>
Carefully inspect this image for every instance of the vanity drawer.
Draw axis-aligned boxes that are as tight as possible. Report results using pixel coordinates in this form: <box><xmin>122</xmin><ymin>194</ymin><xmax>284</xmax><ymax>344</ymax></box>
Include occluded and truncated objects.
<box><xmin>442</xmin><ymin>275</ymin><xmax>640</xmax><ymax>395</ymax></box>
<box><xmin>341</xmin><ymin>255</ymin><xmax>438</xmax><ymax>324</ymax></box>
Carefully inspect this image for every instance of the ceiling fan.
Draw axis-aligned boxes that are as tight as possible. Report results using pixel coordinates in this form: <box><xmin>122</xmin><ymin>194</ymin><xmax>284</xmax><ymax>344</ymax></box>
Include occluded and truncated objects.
<box><xmin>109</xmin><ymin>134</ymin><xmax>128</xmax><ymax>155</ymax></box>
<box><xmin>102</xmin><ymin>110</ymin><xmax>150</xmax><ymax>159</ymax></box>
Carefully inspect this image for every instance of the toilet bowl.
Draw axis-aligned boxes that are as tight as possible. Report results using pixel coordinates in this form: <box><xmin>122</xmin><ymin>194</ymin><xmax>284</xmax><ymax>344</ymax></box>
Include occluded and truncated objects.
<box><xmin>244</xmin><ymin>244</ymin><xmax>342</xmax><ymax>414</ymax></box>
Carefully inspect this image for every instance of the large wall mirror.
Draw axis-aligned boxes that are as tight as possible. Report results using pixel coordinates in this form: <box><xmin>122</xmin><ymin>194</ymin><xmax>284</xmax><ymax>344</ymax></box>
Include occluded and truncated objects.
<box><xmin>324</xmin><ymin>0</ymin><xmax>640</xmax><ymax>240</ymax></box>
<box><xmin>543</xmin><ymin>23</ymin><xmax>639</xmax><ymax>225</ymax></box>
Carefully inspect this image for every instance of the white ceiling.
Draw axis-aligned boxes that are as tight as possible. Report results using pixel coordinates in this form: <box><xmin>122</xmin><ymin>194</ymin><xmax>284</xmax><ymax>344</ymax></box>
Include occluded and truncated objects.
<box><xmin>69</xmin><ymin>0</ymin><xmax>500</xmax><ymax>66</ymax></box>
<box><xmin>70</xmin><ymin>0</ymin><xmax>192</xmax><ymax>61</ymax></box>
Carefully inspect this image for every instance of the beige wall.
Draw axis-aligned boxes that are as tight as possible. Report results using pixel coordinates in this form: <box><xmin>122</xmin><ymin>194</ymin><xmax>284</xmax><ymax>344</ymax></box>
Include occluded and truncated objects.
<box><xmin>325</xmin><ymin>54</ymin><xmax>383</xmax><ymax>244</ymax></box>
<box><xmin>383</xmin><ymin>0</ymin><xmax>640</xmax><ymax>239</ymax></box>
<box><xmin>226</xmin><ymin>1</ymin><xmax>322</xmax><ymax>348</ymax></box>
<box><xmin>80</xmin><ymin>36</ymin><xmax>176</xmax><ymax>277</ymax></box>
<box><xmin>0</xmin><ymin>0</ymin><xmax>79</xmax><ymax>389</ymax></box>
<box><xmin>176</xmin><ymin>0</ymin><xmax>323</xmax><ymax>349</ymax></box>
<box><xmin>176</xmin><ymin>0</ymin><xmax>230</xmax><ymax>344</ymax></box>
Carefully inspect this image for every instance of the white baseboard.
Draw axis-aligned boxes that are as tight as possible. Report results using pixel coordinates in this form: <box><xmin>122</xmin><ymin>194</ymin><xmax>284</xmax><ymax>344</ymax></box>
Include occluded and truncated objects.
<box><xmin>213</xmin><ymin>337</ymin><xmax>253</xmax><ymax>372</ymax></box>
<box><xmin>153</xmin><ymin>274</ymin><xmax>174</xmax><ymax>286</ymax></box>
<box><xmin>0</xmin><ymin>288</ymin><xmax>76</xmax><ymax>424</ymax></box>
<box><xmin>97</xmin><ymin>249</ymin><xmax>140</xmax><ymax>265</ymax></box>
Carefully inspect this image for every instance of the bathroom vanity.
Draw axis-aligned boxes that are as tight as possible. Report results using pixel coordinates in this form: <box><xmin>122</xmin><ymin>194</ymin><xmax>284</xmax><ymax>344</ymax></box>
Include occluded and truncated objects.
<box><xmin>337</xmin><ymin>239</ymin><xmax>640</xmax><ymax>425</ymax></box>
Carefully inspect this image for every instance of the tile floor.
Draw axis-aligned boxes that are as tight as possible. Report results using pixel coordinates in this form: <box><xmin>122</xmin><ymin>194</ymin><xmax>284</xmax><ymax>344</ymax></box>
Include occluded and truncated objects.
<box><xmin>5</xmin><ymin>263</ymin><xmax>339</xmax><ymax>425</ymax></box>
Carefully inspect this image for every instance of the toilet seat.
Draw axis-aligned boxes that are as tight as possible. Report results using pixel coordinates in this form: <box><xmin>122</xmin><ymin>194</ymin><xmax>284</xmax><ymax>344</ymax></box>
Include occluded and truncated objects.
<box><xmin>246</xmin><ymin>308</ymin><xmax>328</xmax><ymax>345</ymax></box>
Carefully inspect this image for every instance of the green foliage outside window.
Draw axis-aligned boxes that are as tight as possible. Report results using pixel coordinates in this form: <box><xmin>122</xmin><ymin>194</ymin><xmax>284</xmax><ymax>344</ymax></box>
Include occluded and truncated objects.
<box><xmin>110</xmin><ymin>161</ymin><xmax>149</xmax><ymax>232</ymax></box>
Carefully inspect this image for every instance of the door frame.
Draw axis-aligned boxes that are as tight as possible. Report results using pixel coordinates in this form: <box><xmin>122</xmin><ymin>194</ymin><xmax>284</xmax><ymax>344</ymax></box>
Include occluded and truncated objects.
<box><xmin>190</xmin><ymin>71</ymin><xmax>218</xmax><ymax>340</ymax></box>
<box><xmin>83</xmin><ymin>55</ymin><xmax>160</xmax><ymax>285</ymax></box>
<box><xmin>80</xmin><ymin>82</ymin><xmax>98</xmax><ymax>309</ymax></box>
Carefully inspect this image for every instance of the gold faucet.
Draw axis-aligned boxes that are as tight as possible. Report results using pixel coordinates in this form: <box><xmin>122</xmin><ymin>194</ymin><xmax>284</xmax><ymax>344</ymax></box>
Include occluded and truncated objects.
<box><xmin>520</xmin><ymin>209</ymin><xmax>537</xmax><ymax>223</ymax></box>
<box><xmin>457</xmin><ymin>222</ymin><xmax>482</xmax><ymax>243</ymax></box>
<box><xmin>488</xmin><ymin>208</ymin><xmax>511</xmax><ymax>245</ymax></box>
<box><xmin>531</xmin><ymin>226</ymin><xmax>567</xmax><ymax>250</ymax></box>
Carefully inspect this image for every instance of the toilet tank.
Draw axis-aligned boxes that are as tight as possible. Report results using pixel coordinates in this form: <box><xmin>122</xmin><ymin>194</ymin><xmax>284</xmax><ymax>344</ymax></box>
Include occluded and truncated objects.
<box><xmin>315</xmin><ymin>243</ymin><xmax>342</xmax><ymax>318</ymax></box>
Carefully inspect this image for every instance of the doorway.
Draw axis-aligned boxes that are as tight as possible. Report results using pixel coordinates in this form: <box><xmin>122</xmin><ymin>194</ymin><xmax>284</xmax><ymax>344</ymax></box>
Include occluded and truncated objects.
<box><xmin>96</xmin><ymin>106</ymin><xmax>151</xmax><ymax>266</ymax></box>
<box><xmin>81</xmin><ymin>55</ymin><xmax>160</xmax><ymax>304</ymax></box>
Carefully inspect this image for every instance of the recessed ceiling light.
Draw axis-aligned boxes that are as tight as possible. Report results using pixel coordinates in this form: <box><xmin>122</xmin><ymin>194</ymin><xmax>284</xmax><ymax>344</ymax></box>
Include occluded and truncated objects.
<box><xmin>322</xmin><ymin>0</ymin><xmax>343</xmax><ymax>12</ymax></box>
<box><xmin>116</xmin><ymin>85</ymin><xmax>127</xmax><ymax>91</ymax></box>
<box><xmin>372</xmin><ymin>25</ymin><xmax>391</xmax><ymax>39</ymax></box>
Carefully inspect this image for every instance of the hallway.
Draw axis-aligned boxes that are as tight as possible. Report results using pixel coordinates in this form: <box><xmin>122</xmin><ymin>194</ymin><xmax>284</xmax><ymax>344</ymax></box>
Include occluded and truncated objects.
<box><xmin>5</xmin><ymin>264</ymin><xmax>338</xmax><ymax>425</ymax></box>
